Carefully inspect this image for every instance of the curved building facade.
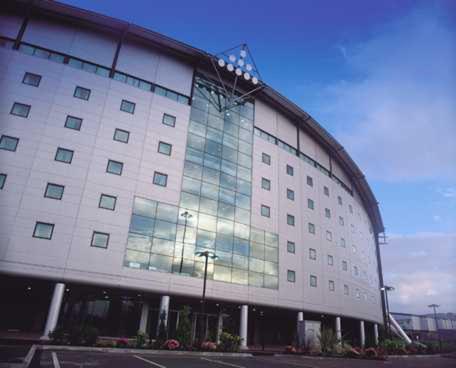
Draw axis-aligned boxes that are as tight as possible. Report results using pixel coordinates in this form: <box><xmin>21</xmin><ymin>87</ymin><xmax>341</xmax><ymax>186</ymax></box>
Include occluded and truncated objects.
<box><xmin>0</xmin><ymin>0</ymin><xmax>385</xmax><ymax>347</ymax></box>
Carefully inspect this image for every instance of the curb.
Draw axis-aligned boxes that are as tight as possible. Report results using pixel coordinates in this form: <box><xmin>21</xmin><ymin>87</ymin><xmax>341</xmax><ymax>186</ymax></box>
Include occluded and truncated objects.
<box><xmin>22</xmin><ymin>345</ymin><xmax>37</xmax><ymax>368</ymax></box>
<box><xmin>388</xmin><ymin>354</ymin><xmax>443</xmax><ymax>359</ymax></box>
<box><xmin>40</xmin><ymin>345</ymin><xmax>252</xmax><ymax>357</ymax></box>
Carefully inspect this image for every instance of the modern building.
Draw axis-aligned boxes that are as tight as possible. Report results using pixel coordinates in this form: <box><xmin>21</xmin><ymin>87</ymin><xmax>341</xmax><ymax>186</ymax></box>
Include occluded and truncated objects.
<box><xmin>0</xmin><ymin>0</ymin><xmax>386</xmax><ymax>348</ymax></box>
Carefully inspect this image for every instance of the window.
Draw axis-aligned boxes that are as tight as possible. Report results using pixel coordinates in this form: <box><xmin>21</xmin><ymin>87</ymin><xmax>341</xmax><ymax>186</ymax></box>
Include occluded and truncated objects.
<box><xmin>91</xmin><ymin>231</ymin><xmax>109</xmax><ymax>248</ymax></box>
<box><xmin>54</xmin><ymin>148</ymin><xmax>74</xmax><ymax>165</ymax></box>
<box><xmin>22</xmin><ymin>72</ymin><xmax>41</xmax><ymax>87</ymax></box>
<box><xmin>287</xmin><ymin>214</ymin><xmax>295</xmax><ymax>226</ymax></box>
<box><xmin>327</xmin><ymin>254</ymin><xmax>334</xmax><ymax>266</ymax></box>
<box><xmin>326</xmin><ymin>230</ymin><xmax>332</xmax><ymax>241</ymax></box>
<box><xmin>106</xmin><ymin>160</ymin><xmax>123</xmax><ymax>175</ymax></box>
<box><xmin>261</xmin><ymin>204</ymin><xmax>270</xmax><ymax>218</ymax></box>
<box><xmin>309</xmin><ymin>248</ymin><xmax>317</xmax><ymax>260</ymax></box>
<box><xmin>158</xmin><ymin>141</ymin><xmax>172</xmax><ymax>156</ymax></box>
<box><xmin>33</xmin><ymin>222</ymin><xmax>54</xmax><ymax>239</ymax></box>
<box><xmin>339</xmin><ymin>216</ymin><xmax>344</xmax><ymax>226</ymax></box>
<box><xmin>329</xmin><ymin>280</ymin><xmax>335</xmax><ymax>291</ymax></box>
<box><xmin>342</xmin><ymin>260</ymin><xmax>348</xmax><ymax>271</ymax></box>
<box><xmin>286</xmin><ymin>189</ymin><xmax>295</xmax><ymax>201</ymax></box>
<box><xmin>356</xmin><ymin>288</ymin><xmax>361</xmax><ymax>299</ymax></box>
<box><xmin>307</xmin><ymin>176</ymin><xmax>313</xmax><ymax>187</ymax></box>
<box><xmin>324</xmin><ymin>186</ymin><xmax>329</xmax><ymax>196</ymax></box>
<box><xmin>307</xmin><ymin>198</ymin><xmax>314</xmax><ymax>210</ymax></box>
<box><xmin>10</xmin><ymin>102</ymin><xmax>30</xmax><ymax>118</ymax></box>
<box><xmin>120</xmin><ymin>99</ymin><xmax>135</xmax><ymax>114</ymax></box>
<box><xmin>153</xmin><ymin>172</ymin><xmax>168</xmax><ymax>187</ymax></box>
<box><xmin>340</xmin><ymin>238</ymin><xmax>346</xmax><ymax>248</ymax></box>
<box><xmin>0</xmin><ymin>135</ymin><xmax>19</xmax><ymax>152</ymax></box>
<box><xmin>286</xmin><ymin>164</ymin><xmax>294</xmax><ymax>176</ymax></box>
<box><xmin>261</xmin><ymin>177</ymin><xmax>271</xmax><ymax>191</ymax></box>
<box><xmin>113</xmin><ymin>128</ymin><xmax>130</xmax><ymax>143</ymax></box>
<box><xmin>74</xmin><ymin>86</ymin><xmax>91</xmax><ymax>100</ymax></box>
<box><xmin>99</xmin><ymin>194</ymin><xmax>117</xmax><ymax>210</ymax></box>
<box><xmin>0</xmin><ymin>174</ymin><xmax>6</xmax><ymax>189</ymax></box>
<box><xmin>287</xmin><ymin>270</ymin><xmax>296</xmax><ymax>283</ymax></box>
<box><xmin>65</xmin><ymin>115</ymin><xmax>83</xmax><ymax>131</ymax></box>
<box><xmin>308</xmin><ymin>222</ymin><xmax>315</xmax><ymax>234</ymax></box>
<box><xmin>325</xmin><ymin>208</ymin><xmax>331</xmax><ymax>218</ymax></box>
<box><xmin>344</xmin><ymin>284</ymin><xmax>349</xmax><ymax>295</ymax></box>
<box><xmin>44</xmin><ymin>183</ymin><xmax>64</xmax><ymax>200</ymax></box>
<box><xmin>310</xmin><ymin>275</ymin><xmax>317</xmax><ymax>287</ymax></box>
<box><xmin>354</xmin><ymin>266</ymin><xmax>359</xmax><ymax>276</ymax></box>
<box><xmin>287</xmin><ymin>241</ymin><xmax>295</xmax><ymax>254</ymax></box>
<box><xmin>338</xmin><ymin>195</ymin><xmax>343</xmax><ymax>205</ymax></box>
<box><xmin>162</xmin><ymin>113</ymin><xmax>176</xmax><ymax>127</ymax></box>
<box><xmin>262</xmin><ymin>152</ymin><xmax>271</xmax><ymax>165</ymax></box>
<box><xmin>349</xmin><ymin>204</ymin><xmax>353</xmax><ymax>214</ymax></box>
<box><xmin>352</xmin><ymin>244</ymin><xmax>357</xmax><ymax>253</ymax></box>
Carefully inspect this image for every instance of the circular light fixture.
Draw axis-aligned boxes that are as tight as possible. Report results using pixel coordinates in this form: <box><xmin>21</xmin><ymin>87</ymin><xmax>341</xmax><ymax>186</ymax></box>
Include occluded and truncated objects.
<box><xmin>229</xmin><ymin>54</ymin><xmax>236</xmax><ymax>62</ymax></box>
<box><xmin>252</xmin><ymin>76</ymin><xmax>259</xmax><ymax>85</ymax></box>
<box><xmin>243</xmin><ymin>72</ymin><xmax>250</xmax><ymax>80</ymax></box>
<box><xmin>235</xmin><ymin>68</ymin><xmax>242</xmax><ymax>76</ymax></box>
<box><xmin>246</xmin><ymin>64</ymin><xmax>253</xmax><ymax>71</ymax></box>
<box><xmin>227</xmin><ymin>63</ymin><xmax>234</xmax><ymax>72</ymax></box>
<box><xmin>237</xmin><ymin>59</ymin><xmax>244</xmax><ymax>67</ymax></box>
<box><xmin>240</xmin><ymin>50</ymin><xmax>247</xmax><ymax>58</ymax></box>
<box><xmin>218</xmin><ymin>58</ymin><xmax>225</xmax><ymax>67</ymax></box>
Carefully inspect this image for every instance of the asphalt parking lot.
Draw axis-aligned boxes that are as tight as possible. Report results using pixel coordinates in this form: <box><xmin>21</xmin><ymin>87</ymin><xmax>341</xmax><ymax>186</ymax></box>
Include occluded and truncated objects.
<box><xmin>37</xmin><ymin>350</ymin><xmax>456</xmax><ymax>368</ymax></box>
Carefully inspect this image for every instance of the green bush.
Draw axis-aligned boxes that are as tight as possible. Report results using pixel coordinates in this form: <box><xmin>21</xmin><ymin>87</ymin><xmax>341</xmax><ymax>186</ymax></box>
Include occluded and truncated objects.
<box><xmin>218</xmin><ymin>332</ymin><xmax>241</xmax><ymax>352</ymax></box>
<box><xmin>175</xmin><ymin>306</ymin><xmax>192</xmax><ymax>349</ymax></box>
<box><xmin>381</xmin><ymin>339</ymin><xmax>406</xmax><ymax>354</ymax></box>
<box><xmin>318</xmin><ymin>328</ymin><xmax>338</xmax><ymax>354</ymax></box>
<box><xmin>136</xmin><ymin>332</ymin><xmax>148</xmax><ymax>348</ymax></box>
<box><xmin>49</xmin><ymin>326</ymin><xmax>66</xmax><ymax>344</ymax></box>
<box><xmin>53</xmin><ymin>325</ymin><xmax>99</xmax><ymax>346</ymax></box>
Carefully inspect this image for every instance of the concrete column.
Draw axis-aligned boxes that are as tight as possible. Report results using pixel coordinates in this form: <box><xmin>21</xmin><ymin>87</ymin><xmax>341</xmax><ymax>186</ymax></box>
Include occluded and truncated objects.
<box><xmin>335</xmin><ymin>316</ymin><xmax>342</xmax><ymax>342</ymax></box>
<box><xmin>297</xmin><ymin>311</ymin><xmax>304</xmax><ymax>322</ymax></box>
<box><xmin>41</xmin><ymin>283</ymin><xmax>65</xmax><ymax>340</ymax></box>
<box><xmin>139</xmin><ymin>302</ymin><xmax>149</xmax><ymax>334</ymax></box>
<box><xmin>156</xmin><ymin>295</ymin><xmax>170</xmax><ymax>335</ymax></box>
<box><xmin>216</xmin><ymin>312</ymin><xmax>224</xmax><ymax>344</ymax></box>
<box><xmin>240</xmin><ymin>305</ymin><xmax>248</xmax><ymax>349</ymax></box>
<box><xmin>360</xmin><ymin>320</ymin><xmax>366</xmax><ymax>348</ymax></box>
<box><xmin>374</xmin><ymin>323</ymin><xmax>379</xmax><ymax>346</ymax></box>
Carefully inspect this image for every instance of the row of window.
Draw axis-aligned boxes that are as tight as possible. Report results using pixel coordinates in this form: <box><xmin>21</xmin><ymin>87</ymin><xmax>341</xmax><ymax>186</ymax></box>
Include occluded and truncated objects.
<box><xmin>285</xmin><ymin>272</ymin><xmax>351</xmax><ymax>293</ymax></box>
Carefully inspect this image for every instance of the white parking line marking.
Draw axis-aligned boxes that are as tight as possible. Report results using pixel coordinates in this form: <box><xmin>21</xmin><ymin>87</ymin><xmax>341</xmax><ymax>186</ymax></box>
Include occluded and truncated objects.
<box><xmin>133</xmin><ymin>355</ymin><xmax>167</xmax><ymax>368</ymax></box>
<box><xmin>201</xmin><ymin>357</ymin><xmax>246</xmax><ymax>368</ymax></box>
<box><xmin>52</xmin><ymin>352</ymin><xmax>61</xmax><ymax>368</ymax></box>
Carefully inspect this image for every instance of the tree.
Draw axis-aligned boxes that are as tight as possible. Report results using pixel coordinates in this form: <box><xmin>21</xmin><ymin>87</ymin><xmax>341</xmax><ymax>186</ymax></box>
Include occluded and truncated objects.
<box><xmin>175</xmin><ymin>306</ymin><xmax>192</xmax><ymax>348</ymax></box>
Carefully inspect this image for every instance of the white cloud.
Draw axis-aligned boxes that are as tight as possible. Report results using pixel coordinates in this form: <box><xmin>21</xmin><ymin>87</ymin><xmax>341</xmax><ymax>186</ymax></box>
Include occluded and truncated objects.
<box><xmin>317</xmin><ymin>6</ymin><xmax>456</xmax><ymax>182</ymax></box>
<box><xmin>437</xmin><ymin>187</ymin><xmax>456</xmax><ymax>198</ymax></box>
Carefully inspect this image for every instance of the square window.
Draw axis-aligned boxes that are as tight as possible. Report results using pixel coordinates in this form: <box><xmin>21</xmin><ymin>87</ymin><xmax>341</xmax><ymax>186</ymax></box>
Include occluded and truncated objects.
<box><xmin>339</xmin><ymin>216</ymin><xmax>344</xmax><ymax>226</ymax></box>
<box><xmin>307</xmin><ymin>198</ymin><xmax>314</xmax><ymax>210</ymax></box>
<box><xmin>0</xmin><ymin>135</ymin><xmax>19</xmax><ymax>152</ymax></box>
<box><xmin>22</xmin><ymin>72</ymin><xmax>41</xmax><ymax>87</ymax></box>
<box><xmin>261</xmin><ymin>204</ymin><xmax>270</xmax><ymax>218</ymax></box>
<box><xmin>329</xmin><ymin>280</ymin><xmax>335</xmax><ymax>291</ymax></box>
<box><xmin>344</xmin><ymin>284</ymin><xmax>349</xmax><ymax>295</ymax></box>
<box><xmin>10</xmin><ymin>102</ymin><xmax>30</xmax><ymax>118</ymax></box>
<box><xmin>286</xmin><ymin>164</ymin><xmax>294</xmax><ymax>176</ymax></box>
<box><xmin>65</xmin><ymin>115</ymin><xmax>82</xmax><ymax>131</ymax></box>
<box><xmin>287</xmin><ymin>270</ymin><xmax>296</xmax><ymax>283</ymax></box>
<box><xmin>99</xmin><ymin>194</ymin><xmax>117</xmax><ymax>210</ymax></box>
<box><xmin>55</xmin><ymin>147</ymin><xmax>73</xmax><ymax>163</ymax></box>
<box><xmin>113</xmin><ymin>128</ymin><xmax>130</xmax><ymax>143</ymax></box>
<box><xmin>74</xmin><ymin>86</ymin><xmax>91</xmax><ymax>100</ymax></box>
<box><xmin>120</xmin><ymin>99</ymin><xmax>135</xmax><ymax>114</ymax></box>
<box><xmin>44</xmin><ymin>183</ymin><xmax>64</xmax><ymax>200</ymax></box>
<box><xmin>287</xmin><ymin>214</ymin><xmax>295</xmax><ymax>226</ymax></box>
<box><xmin>324</xmin><ymin>186</ymin><xmax>330</xmax><ymax>196</ymax></box>
<box><xmin>33</xmin><ymin>222</ymin><xmax>54</xmax><ymax>239</ymax></box>
<box><xmin>309</xmin><ymin>248</ymin><xmax>317</xmax><ymax>260</ymax></box>
<box><xmin>325</xmin><ymin>208</ymin><xmax>331</xmax><ymax>218</ymax></box>
<box><xmin>340</xmin><ymin>238</ymin><xmax>346</xmax><ymax>248</ymax></box>
<box><xmin>153</xmin><ymin>172</ymin><xmax>168</xmax><ymax>187</ymax></box>
<box><xmin>287</xmin><ymin>188</ymin><xmax>295</xmax><ymax>201</ymax></box>
<box><xmin>158</xmin><ymin>141</ymin><xmax>172</xmax><ymax>156</ymax></box>
<box><xmin>307</xmin><ymin>176</ymin><xmax>313</xmax><ymax>187</ymax></box>
<box><xmin>261</xmin><ymin>177</ymin><xmax>271</xmax><ymax>191</ymax></box>
<box><xmin>106</xmin><ymin>160</ymin><xmax>123</xmax><ymax>175</ymax></box>
<box><xmin>91</xmin><ymin>231</ymin><xmax>109</xmax><ymax>248</ymax></box>
<box><xmin>354</xmin><ymin>266</ymin><xmax>359</xmax><ymax>276</ymax></box>
<box><xmin>326</xmin><ymin>230</ymin><xmax>332</xmax><ymax>241</ymax></box>
<box><xmin>308</xmin><ymin>222</ymin><xmax>315</xmax><ymax>234</ymax></box>
<box><xmin>287</xmin><ymin>241</ymin><xmax>295</xmax><ymax>254</ymax></box>
<box><xmin>349</xmin><ymin>204</ymin><xmax>353</xmax><ymax>214</ymax></box>
<box><xmin>338</xmin><ymin>195</ymin><xmax>343</xmax><ymax>205</ymax></box>
<box><xmin>0</xmin><ymin>173</ymin><xmax>7</xmax><ymax>189</ymax></box>
<box><xmin>342</xmin><ymin>260</ymin><xmax>348</xmax><ymax>271</ymax></box>
<box><xmin>262</xmin><ymin>152</ymin><xmax>271</xmax><ymax>165</ymax></box>
<box><xmin>162</xmin><ymin>113</ymin><xmax>176</xmax><ymax>127</ymax></box>
<box><xmin>327</xmin><ymin>254</ymin><xmax>334</xmax><ymax>266</ymax></box>
<box><xmin>310</xmin><ymin>275</ymin><xmax>317</xmax><ymax>287</ymax></box>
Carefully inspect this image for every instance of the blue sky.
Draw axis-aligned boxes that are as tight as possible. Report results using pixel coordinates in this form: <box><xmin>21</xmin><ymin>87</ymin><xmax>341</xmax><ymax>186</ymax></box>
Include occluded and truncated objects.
<box><xmin>62</xmin><ymin>0</ymin><xmax>455</xmax><ymax>314</ymax></box>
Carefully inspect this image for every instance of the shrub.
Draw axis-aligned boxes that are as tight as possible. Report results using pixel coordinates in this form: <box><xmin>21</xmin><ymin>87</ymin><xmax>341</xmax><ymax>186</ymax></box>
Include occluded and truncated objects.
<box><xmin>68</xmin><ymin>326</ymin><xmax>84</xmax><ymax>345</ymax></box>
<box><xmin>175</xmin><ymin>306</ymin><xmax>192</xmax><ymax>349</ymax></box>
<box><xmin>162</xmin><ymin>339</ymin><xmax>180</xmax><ymax>350</ymax></box>
<box><xmin>284</xmin><ymin>345</ymin><xmax>297</xmax><ymax>353</ymax></box>
<box><xmin>135</xmin><ymin>332</ymin><xmax>148</xmax><ymax>348</ymax></box>
<box><xmin>201</xmin><ymin>341</ymin><xmax>217</xmax><ymax>351</ymax></box>
<box><xmin>218</xmin><ymin>332</ymin><xmax>241</xmax><ymax>352</ymax></box>
<box><xmin>116</xmin><ymin>338</ymin><xmax>129</xmax><ymax>348</ymax></box>
<box><xmin>49</xmin><ymin>326</ymin><xmax>66</xmax><ymax>345</ymax></box>
<box><xmin>364</xmin><ymin>347</ymin><xmax>378</xmax><ymax>358</ymax></box>
<box><xmin>83</xmin><ymin>326</ymin><xmax>99</xmax><ymax>346</ymax></box>
<box><xmin>318</xmin><ymin>328</ymin><xmax>338</xmax><ymax>354</ymax></box>
<box><xmin>381</xmin><ymin>339</ymin><xmax>406</xmax><ymax>354</ymax></box>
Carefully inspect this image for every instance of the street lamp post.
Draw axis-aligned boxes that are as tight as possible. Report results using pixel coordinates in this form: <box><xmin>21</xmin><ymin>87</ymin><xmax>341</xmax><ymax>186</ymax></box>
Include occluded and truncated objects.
<box><xmin>195</xmin><ymin>250</ymin><xmax>217</xmax><ymax>342</ymax></box>
<box><xmin>179</xmin><ymin>211</ymin><xmax>192</xmax><ymax>273</ymax></box>
<box><xmin>380</xmin><ymin>285</ymin><xmax>394</xmax><ymax>338</ymax></box>
<box><xmin>428</xmin><ymin>304</ymin><xmax>442</xmax><ymax>352</ymax></box>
